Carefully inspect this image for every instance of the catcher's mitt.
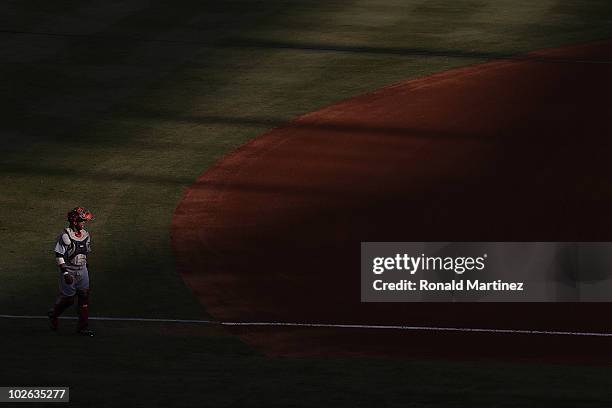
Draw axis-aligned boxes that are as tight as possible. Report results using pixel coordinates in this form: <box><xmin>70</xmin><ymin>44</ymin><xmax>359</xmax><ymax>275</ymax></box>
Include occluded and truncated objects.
<box><xmin>63</xmin><ymin>273</ymin><xmax>74</xmax><ymax>285</ymax></box>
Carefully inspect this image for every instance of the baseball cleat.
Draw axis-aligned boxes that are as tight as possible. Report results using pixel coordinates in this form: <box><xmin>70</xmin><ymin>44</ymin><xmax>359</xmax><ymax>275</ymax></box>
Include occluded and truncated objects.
<box><xmin>78</xmin><ymin>328</ymin><xmax>95</xmax><ymax>337</ymax></box>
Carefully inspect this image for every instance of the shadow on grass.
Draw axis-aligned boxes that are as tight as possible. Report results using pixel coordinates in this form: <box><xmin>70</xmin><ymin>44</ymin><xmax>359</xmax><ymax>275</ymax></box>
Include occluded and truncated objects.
<box><xmin>3</xmin><ymin>29</ymin><xmax>612</xmax><ymax>63</ymax></box>
<box><xmin>130</xmin><ymin>112</ymin><xmax>491</xmax><ymax>139</ymax></box>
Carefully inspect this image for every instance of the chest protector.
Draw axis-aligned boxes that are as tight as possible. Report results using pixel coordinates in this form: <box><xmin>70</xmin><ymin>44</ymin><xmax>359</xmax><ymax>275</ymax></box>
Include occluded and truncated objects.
<box><xmin>64</xmin><ymin>228</ymin><xmax>90</xmax><ymax>266</ymax></box>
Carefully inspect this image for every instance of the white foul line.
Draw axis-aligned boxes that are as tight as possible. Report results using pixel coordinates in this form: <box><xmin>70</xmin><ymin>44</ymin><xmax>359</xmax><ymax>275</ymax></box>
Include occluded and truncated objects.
<box><xmin>1</xmin><ymin>314</ymin><xmax>611</xmax><ymax>337</ymax></box>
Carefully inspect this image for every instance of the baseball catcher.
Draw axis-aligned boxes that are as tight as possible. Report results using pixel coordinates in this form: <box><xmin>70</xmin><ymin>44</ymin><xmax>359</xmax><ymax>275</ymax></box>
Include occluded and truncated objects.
<box><xmin>47</xmin><ymin>207</ymin><xmax>95</xmax><ymax>336</ymax></box>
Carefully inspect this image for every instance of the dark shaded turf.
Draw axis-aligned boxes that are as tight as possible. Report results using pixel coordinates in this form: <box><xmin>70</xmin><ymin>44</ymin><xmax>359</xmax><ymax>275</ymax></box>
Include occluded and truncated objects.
<box><xmin>1</xmin><ymin>319</ymin><xmax>611</xmax><ymax>408</ymax></box>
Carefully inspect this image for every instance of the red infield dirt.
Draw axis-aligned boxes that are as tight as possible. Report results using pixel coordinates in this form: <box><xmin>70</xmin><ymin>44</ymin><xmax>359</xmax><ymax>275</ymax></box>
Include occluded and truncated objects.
<box><xmin>173</xmin><ymin>41</ymin><xmax>612</xmax><ymax>363</ymax></box>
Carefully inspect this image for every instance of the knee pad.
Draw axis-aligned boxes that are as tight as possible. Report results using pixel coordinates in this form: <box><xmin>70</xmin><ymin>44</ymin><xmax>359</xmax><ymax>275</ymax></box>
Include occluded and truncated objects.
<box><xmin>56</xmin><ymin>295</ymin><xmax>75</xmax><ymax>307</ymax></box>
<box><xmin>50</xmin><ymin>295</ymin><xmax>75</xmax><ymax>318</ymax></box>
<box><xmin>77</xmin><ymin>289</ymin><xmax>90</xmax><ymax>306</ymax></box>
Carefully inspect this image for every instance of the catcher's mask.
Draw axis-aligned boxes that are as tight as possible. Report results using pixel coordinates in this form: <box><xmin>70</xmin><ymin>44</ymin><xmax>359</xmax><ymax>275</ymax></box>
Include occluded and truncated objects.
<box><xmin>67</xmin><ymin>207</ymin><xmax>94</xmax><ymax>224</ymax></box>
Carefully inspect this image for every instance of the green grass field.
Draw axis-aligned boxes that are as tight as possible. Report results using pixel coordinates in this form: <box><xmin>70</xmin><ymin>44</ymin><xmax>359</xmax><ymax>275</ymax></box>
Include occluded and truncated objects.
<box><xmin>3</xmin><ymin>319</ymin><xmax>612</xmax><ymax>407</ymax></box>
<box><xmin>2</xmin><ymin>1</ymin><xmax>612</xmax><ymax>406</ymax></box>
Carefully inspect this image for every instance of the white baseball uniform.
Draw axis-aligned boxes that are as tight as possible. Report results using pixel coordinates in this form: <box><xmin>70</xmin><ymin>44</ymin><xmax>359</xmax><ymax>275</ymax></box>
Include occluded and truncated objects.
<box><xmin>54</xmin><ymin>227</ymin><xmax>91</xmax><ymax>296</ymax></box>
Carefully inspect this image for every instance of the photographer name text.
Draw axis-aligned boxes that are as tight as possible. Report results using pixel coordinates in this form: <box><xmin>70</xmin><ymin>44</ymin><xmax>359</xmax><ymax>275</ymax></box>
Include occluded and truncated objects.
<box><xmin>372</xmin><ymin>279</ymin><xmax>524</xmax><ymax>292</ymax></box>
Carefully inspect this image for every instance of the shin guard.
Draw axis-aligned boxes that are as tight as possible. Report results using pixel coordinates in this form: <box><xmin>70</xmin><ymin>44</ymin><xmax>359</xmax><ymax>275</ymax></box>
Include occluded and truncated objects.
<box><xmin>77</xmin><ymin>290</ymin><xmax>90</xmax><ymax>330</ymax></box>
<box><xmin>50</xmin><ymin>295</ymin><xmax>75</xmax><ymax>318</ymax></box>
<box><xmin>48</xmin><ymin>295</ymin><xmax>75</xmax><ymax>330</ymax></box>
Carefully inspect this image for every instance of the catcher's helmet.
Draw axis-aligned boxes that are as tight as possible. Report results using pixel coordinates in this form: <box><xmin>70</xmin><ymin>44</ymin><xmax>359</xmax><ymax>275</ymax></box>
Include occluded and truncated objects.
<box><xmin>67</xmin><ymin>207</ymin><xmax>94</xmax><ymax>223</ymax></box>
